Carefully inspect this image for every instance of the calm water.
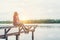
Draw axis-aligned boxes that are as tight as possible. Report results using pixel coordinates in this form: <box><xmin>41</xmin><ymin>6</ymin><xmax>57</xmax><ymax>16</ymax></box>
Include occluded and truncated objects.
<box><xmin>0</xmin><ymin>24</ymin><xmax>60</xmax><ymax>40</ymax></box>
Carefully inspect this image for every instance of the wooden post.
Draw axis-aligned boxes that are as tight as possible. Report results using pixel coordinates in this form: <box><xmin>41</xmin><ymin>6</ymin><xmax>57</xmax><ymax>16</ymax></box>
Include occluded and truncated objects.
<box><xmin>5</xmin><ymin>36</ymin><xmax>8</xmax><ymax>40</ymax></box>
<box><xmin>18</xmin><ymin>27</ymin><xmax>20</xmax><ymax>35</ymax></box>
<box><xmin>5</xmin><ymin>29</ymin><xmax>8</xmax><ymax>40</ymax></box>
<box><xmin>32</xmin><ymin>31</ymin><xmax>34</xmax><ymax>40</ymax></box>
<box><xmin>16</xmin><ymin>35</ymin><xmax>19</xmax><ymax>40</ymax></box>
<box><xmin>16</xmin><ymin>27</ymin><xmax>20</xmax><ymax>40</ymax></box>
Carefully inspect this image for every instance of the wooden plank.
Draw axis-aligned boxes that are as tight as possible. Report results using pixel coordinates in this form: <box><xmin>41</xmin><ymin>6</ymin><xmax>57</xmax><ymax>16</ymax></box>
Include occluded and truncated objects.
<box><xmin>0</xmin><ymin>26</ymin><xmax>16</xmax><ymax>29</ymax></box>
<box><xmin>0</xmin><ymin>32</ymin><xmax>19</xmax><ymax>37</ymax></box>
<box><xmin>0</xmin><ymin>32</ymin><xmax>19</xmax><ymax>39</ymax></box>
<box><xmin>0</xmin><ymin>31</ymin><xmax>24</xmax><ymax>38</ymax></box>
<box><xmin>0</xmin><ymin>25</ymin><xmax>37</xmax><ymax>29</ymax></box>
<box><xmin>6</xmin><ymin>28</ymin><xmax>11</xmax><ymax>33</ymax></box>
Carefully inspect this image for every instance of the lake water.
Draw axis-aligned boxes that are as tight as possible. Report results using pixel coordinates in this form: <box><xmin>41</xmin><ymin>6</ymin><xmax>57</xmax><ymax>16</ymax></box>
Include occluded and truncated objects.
<box><xmin>0</xmin><ymin>24</ymin><xmax>60</xmax><ymax>40</ymax></box>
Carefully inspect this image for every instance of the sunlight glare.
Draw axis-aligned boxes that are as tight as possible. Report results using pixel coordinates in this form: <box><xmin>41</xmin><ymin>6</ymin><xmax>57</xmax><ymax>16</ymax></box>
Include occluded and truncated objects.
<box><xmin>19</xmin><ymin>15</ymin><xmax>28</xmax><ymax>20</ymax></box>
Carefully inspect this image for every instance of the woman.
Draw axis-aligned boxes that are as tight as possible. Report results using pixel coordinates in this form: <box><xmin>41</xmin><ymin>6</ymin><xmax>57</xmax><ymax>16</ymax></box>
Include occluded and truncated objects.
<box><xmin>13</xmin><ymin>11</ymin><xmax>29</xmax><ymax>33</ymax></box>
<box><xmin>13</xmin><ymin>12</ymin><xmax>19</xmax><ymax>26</ymax></box>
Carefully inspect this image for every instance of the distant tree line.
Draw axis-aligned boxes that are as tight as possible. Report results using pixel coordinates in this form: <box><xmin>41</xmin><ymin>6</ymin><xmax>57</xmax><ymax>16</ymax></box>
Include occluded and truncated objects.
<box><xmin>0</xmin><ymin>19</ymin><xmax>60</xmax><ymax>24</ymax></box>
<box><xmin>0</xmin><ymin>21</ymin><xmax>12</xmax><ymax>24</ymax></box>
<box><xmin>23</xmin><ymin>19</ymin><xmax>60</xmax><ymax>24</ymax></box>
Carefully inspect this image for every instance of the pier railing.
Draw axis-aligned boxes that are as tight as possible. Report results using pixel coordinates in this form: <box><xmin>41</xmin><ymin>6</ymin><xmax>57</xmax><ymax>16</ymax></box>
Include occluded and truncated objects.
<box><xmin>0</xmin><ymin>25</ymin><xmax>37</xmax><ymax>40</ymax></box>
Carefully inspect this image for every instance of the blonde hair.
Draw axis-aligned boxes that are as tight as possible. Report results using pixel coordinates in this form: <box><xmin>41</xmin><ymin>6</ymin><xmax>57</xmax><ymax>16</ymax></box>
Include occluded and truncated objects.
<box><xmin>14</xmin><ymin>11</ymin><xmax>18</xmax><ymax>16</ymax></box>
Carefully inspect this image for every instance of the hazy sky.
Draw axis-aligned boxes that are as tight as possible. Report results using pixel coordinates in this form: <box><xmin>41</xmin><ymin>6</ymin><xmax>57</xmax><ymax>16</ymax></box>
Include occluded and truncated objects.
<box><xmin>0</xmin><ymin>0</ymin><xmax>60</xmax><ymax>21</ymax></box>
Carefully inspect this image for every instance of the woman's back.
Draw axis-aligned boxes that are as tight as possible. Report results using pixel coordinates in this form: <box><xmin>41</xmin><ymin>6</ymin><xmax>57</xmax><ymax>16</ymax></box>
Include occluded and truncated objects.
<box><xmin>13</xmin><ymin>12</ymin><xmax>20</xmax><ymax>26</ymax></box>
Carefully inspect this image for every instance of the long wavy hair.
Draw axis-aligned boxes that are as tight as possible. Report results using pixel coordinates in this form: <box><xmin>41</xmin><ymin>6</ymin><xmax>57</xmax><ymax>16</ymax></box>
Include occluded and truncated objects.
<box><xmin>13</xmin><ymin>11</ymin><xmax>20</xmax><ymax>26</ymax></box>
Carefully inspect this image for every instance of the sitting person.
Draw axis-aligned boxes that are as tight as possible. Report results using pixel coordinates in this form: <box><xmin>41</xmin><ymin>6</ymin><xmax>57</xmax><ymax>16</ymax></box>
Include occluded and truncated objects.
<box><xmin>13</xmin><ymin>12</ymin><xmax>29</xmax><ymax>33</ymax></box>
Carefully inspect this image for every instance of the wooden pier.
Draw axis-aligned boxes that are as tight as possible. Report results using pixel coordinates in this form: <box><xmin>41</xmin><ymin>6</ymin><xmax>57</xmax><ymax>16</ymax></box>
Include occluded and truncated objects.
<box><xmin>0</xmin><ymin>25</ymin><xmax>37</xmax><ymax>40</ymax></box>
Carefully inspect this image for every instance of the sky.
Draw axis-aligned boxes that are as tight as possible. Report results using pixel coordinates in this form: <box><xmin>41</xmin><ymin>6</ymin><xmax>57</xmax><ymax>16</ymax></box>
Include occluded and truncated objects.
<box><xmin>0</xmin><ymin>0</ymin><xmax>60</xmax><ymax>21</ymax></box>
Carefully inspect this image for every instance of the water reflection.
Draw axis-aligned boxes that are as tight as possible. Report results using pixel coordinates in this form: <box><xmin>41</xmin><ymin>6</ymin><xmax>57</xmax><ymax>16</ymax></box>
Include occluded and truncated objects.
<box><xmin>35</xmin><ymin>27</ymin><xmax>60</xmax><ymax>40</ymax></box>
